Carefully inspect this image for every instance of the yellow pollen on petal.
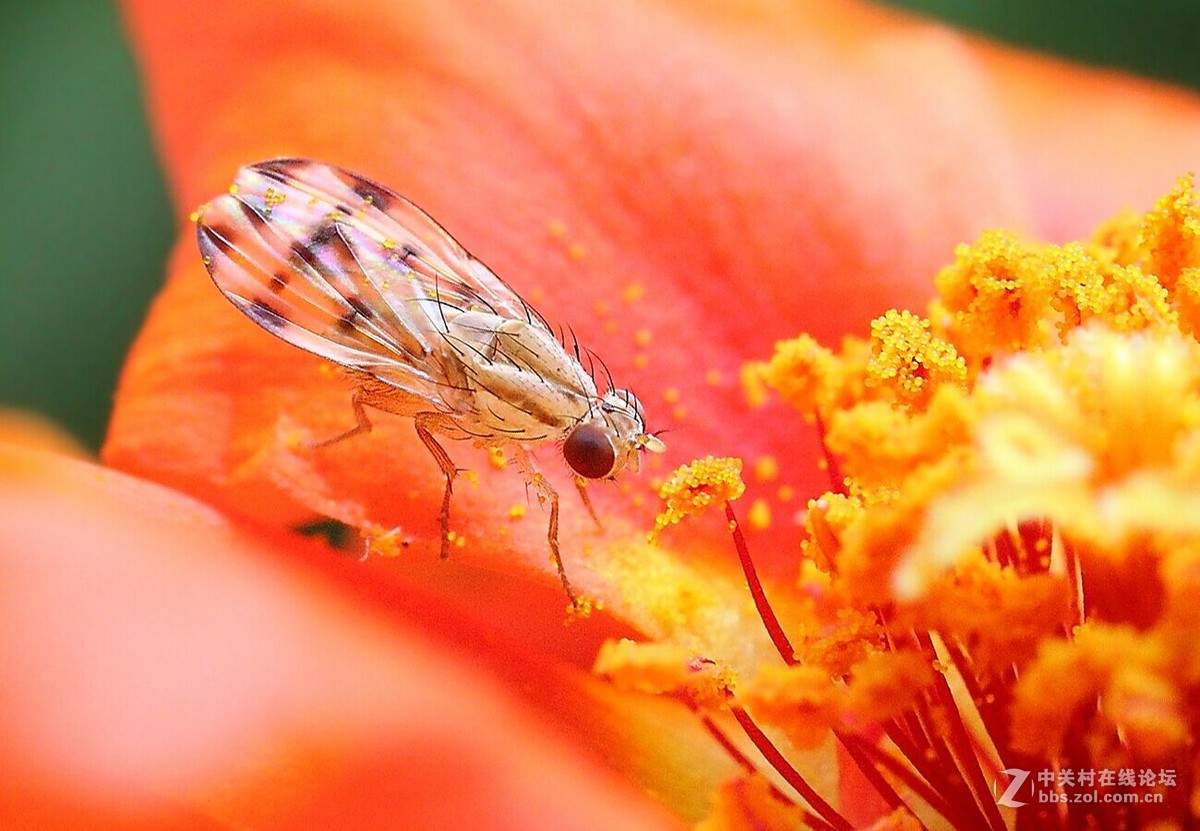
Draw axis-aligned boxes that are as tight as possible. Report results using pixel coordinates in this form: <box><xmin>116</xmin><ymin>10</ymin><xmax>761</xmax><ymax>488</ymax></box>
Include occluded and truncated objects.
<box><xmin>597</xmin><ymin>536</ymin><xmax>721</xmax><ymax>634</ymax></box>
<box><xmin>740</xmin><ymin>362</ymin><xmax>771</xmax><ymax>409</ymax></box>
<box><xmin>363</xmin><ymin>525</ymin><xmax>409</xmax><ymax>558</ymax></box>
<box><xmin>753</xmin><ymin>455</ymin><xmax>779</xmax><ymax>482</ymax></box>
<box><xmin>746</xmin><ymin>498</ymin><xmax>771</xmax><ymax>531</ymax></box>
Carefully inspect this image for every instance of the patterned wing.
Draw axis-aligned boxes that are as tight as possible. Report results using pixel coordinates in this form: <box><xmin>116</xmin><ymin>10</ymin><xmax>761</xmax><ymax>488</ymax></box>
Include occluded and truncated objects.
<box><xmin>195</xmin><ymin>158</ymin><xmax>549</xmax><ymax>409</ymax></box>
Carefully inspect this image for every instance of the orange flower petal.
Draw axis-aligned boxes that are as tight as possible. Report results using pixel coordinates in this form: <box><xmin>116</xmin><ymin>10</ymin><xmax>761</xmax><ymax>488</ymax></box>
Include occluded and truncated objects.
<box><xmin>973</xmin><ymin>41</ymin><xmax>1200</xmax><ymax>241</ymax></box>
<box><xmin>107</xmin><ymin>0</ymin><xmax>1200</xmax><ymax>594</ymax></box>
<box><xmin>0</xmin><ymin>408</ymin><xmax>89</xmax><ymax>458</ymax></box>
<box><xmin>0</xmin><ymin>444</ymin><xmax>682</xmax><ymax>829</ymax></box>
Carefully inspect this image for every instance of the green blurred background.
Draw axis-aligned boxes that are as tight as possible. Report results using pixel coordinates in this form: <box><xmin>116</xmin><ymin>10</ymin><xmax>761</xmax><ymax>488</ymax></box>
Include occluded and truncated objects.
<box><xmin>3</xmin><ymin>1</ymin><xmax>1199</xmax><ymax>450</ymax></box>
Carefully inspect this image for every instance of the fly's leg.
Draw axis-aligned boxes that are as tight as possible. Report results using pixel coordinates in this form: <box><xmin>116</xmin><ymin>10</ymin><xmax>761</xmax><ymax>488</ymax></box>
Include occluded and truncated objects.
<box><xmin>415</xmin><ymin>413</ymin><xmax>458</xmax><ymax>560</ymax></box>
<box><xmin>574</xmin><ymin>476</ymin><xmax>603</xmax><ymax>530</ymax></box>
<box><xmin>309</xmin><ymin>391</ymin><xmax>373</xmax><ymax>448</ymax></box>
<box><xmin>512</xmin><ymin>448</ymin><xmax>579</xmax><ymax>607</ymax></box>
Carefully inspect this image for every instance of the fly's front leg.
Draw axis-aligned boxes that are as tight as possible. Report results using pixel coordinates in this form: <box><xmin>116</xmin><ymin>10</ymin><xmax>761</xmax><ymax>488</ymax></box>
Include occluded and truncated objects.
<box><xmin>309</xmin><ymin>391</ymin><xmax>373</xmax><ymax>448</ymax></box>
<box><xmin>574</xmin><ymin>476</ymin><xmax>603</xmax><ymax>530</ymax></box>
<box><xmin>415</xmin><ymin>413</ymin><xmax>459</xmax><ymax>560</ymax></box>
<box><xmin>511</xmin><ymin>448</ymin><xmax>579</xmax><ymax>607</ymax></box>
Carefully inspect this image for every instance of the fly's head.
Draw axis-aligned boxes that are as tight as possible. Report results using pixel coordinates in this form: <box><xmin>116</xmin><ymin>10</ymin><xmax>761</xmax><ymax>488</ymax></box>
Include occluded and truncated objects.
<box><xmin>562</xmin><ymin>389</ymin><xmax>665</xmax><ymax>480</ymax></box>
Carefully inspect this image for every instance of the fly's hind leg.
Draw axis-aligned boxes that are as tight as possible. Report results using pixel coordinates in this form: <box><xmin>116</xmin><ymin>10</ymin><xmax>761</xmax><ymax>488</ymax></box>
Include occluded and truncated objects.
<box><xmin>415</xmin><ymin>413</ymin><xmax>459</xmax><ymax>560</ymax></box>
<box><xmin>512</xmin><ymin>448</ymin><xmax>579</xmax><ymax>608</ymax></box>
<box><xmin>309</xmin><ymin>391</ymin><xmax>373</xmax><ymax>448</ymax></box>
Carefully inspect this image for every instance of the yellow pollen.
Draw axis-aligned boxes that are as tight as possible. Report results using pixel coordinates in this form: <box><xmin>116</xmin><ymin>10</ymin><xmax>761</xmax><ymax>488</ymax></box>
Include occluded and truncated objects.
<box><xmin>593</xmin><ymin>639</ymin><xmax>729</xmax><ymax>706</ymax></box>
<box><xmin>650</xmin><ymin>456</ymin><xmax>746</xmax><ymax>541</ymax></box>
<box><xmin>747</xmin><ymin>498</ymin><xmax>771</xmax><ymax>531</ymax></box>
<box><xmin>623</xmin><ymin>283</ymin><xmax>646</xmax><ymax>303</ymax></box>
<box><xmin>263</xmin><ymin>187</ymin><xmax>285</xmax><ymax>210</ymax></box>
<box><xmin>754</xmin><ymin>455</ymin><xmax>779</xmax><ymax>482</ymax></box>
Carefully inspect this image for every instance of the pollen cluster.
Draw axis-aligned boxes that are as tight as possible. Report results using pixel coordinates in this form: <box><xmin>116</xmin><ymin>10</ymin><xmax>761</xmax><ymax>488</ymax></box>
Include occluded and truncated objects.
<box><xmin>649</xmin><ymin>456</ymin><xmax>746</xmax><ymax>542</ymax></box>
<box><xmin>601</xmin><ymin>178</ymin><xmax>1200</xmax><ymax>829</ymax></box>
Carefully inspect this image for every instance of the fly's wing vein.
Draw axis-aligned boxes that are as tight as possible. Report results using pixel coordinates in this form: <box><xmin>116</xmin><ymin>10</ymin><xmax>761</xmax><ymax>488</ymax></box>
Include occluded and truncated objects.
<box><xmin>198</xmin><ymin>163</ymin><xmax>475</xmax><ymax>410</ymax></box>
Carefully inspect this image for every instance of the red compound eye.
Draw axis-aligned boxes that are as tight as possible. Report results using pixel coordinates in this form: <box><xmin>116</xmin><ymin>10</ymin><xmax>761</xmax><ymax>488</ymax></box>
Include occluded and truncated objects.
<box><xmin>563</xmin><ymin>423</ymin><xmax>617</xmax><ymax>479</ymax></box>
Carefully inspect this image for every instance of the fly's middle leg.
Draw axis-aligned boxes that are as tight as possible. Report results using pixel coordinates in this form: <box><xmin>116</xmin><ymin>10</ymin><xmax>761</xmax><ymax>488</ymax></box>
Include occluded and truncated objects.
<box><xmin>573</xmin><ymin>476</ymin><xmax>603</xmax><ymax>530</ymax></box>
<box><xmin>415</xmin><ymin>413</ymin><xmax>459</xmax><ymax>560</ymax></box>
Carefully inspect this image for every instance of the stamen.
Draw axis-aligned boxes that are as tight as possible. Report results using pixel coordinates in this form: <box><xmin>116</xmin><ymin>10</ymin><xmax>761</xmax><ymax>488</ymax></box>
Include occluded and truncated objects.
<box><xmin>917</xmin><ymin>632</ymin><xmax>1008</xmax><ymax>831</ymax></box>
<box><xmin>725</xmin><ymin>500</ymin><xmax>796</xmax><ymax>665</ymax></box>
<box><xmin>814</xmin><ymin>411</ymin><xmax>846</xmax><ymax>495</ymax></box>
<box><xmin>839</xmin><ymin>732</ymin><xmax>953</xmax><ymax>823</ymax></box>
<box><xmin>730</xmin><ymin>704</ymin><xmax>852</xmax><ymax>831</ymax></box>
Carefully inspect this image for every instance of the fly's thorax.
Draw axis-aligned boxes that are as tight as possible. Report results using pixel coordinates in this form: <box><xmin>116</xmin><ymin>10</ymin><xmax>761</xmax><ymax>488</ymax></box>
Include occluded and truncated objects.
<box><xmin>440</xmin><ymin>311</ymin><xmax>597</xmax><ymax>439</ymax></box>
<box><xmin>562</xmin><ymin>388</ymin><xmax>663</xmax><ymax>479</ymax></box>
